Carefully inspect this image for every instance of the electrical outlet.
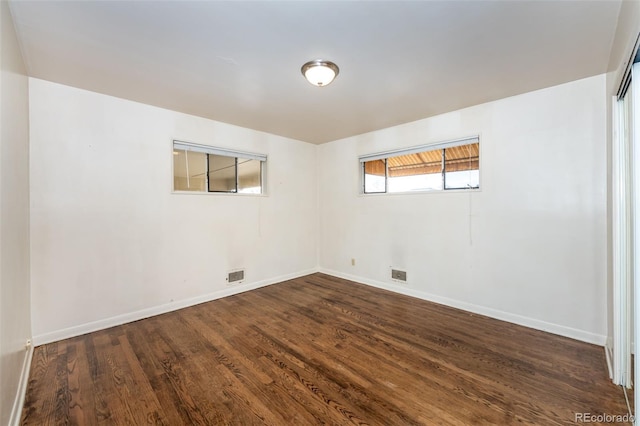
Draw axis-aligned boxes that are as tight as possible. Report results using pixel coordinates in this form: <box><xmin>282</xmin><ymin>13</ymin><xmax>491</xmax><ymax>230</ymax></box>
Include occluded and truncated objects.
<box><xmin>351</xmin><ymin>258</ymin><xmax>355</xmax><ymax>266</ymax></box>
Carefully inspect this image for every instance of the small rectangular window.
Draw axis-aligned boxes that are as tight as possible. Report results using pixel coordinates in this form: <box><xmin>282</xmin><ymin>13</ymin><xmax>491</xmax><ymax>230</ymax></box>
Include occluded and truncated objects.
<box><xmin>360</xmin><ymin>136</ymin><xmax>479</xmax><ymax>194</ymax></box>
<box><xmin>173</xmin><ymin>141</ymin><xmax>266</xmax><ymax>194</ymax></box>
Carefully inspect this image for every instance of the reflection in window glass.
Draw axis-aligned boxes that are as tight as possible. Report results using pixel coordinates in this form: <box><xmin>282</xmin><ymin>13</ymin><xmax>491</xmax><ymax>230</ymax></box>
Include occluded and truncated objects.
<box><xmin>173</xmin><ymin>149</ymin><xmax>207</xmax><ymax>191</ymax></box>
<box><xmin>208</xmin><ymin>154</ymin><xmax>236</xmax><ymax>192</ymax></box>
<box><xmin>238</xmin><ymin>159</ymin><xmax>262</xmax><ymax>194</ymax></box>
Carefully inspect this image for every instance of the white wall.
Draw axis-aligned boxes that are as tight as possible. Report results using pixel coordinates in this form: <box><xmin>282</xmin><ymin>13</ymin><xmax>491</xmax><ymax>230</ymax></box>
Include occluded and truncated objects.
<box><xmin>318</xmin><ymin>75</ymin><xmax>607</xmax><ymax>344</ymax></box>
<box><xmin>29</xmin><ymin>78</ymin><xmax>318</xmax><ymax>343</ymax></box>
<box><xmin>0</xmin><ymin>2</ymin><xmax>32</xmax><ymax>425</ymax></box>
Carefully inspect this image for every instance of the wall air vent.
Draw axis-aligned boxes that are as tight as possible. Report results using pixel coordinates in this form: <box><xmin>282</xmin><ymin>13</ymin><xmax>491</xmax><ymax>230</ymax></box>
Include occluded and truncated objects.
<box><xmin>228</xmin><ymin>270</ymin><xmax>244</xmax><ymax>284</ymax></box>
<box><xmin>391</xmin><ymin>269</ymin><xmax>407</xmax><ymax>282</ymax></box>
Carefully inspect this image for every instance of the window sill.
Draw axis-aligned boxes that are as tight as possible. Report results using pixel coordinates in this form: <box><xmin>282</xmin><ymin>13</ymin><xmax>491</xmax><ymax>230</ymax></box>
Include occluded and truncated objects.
<box><xmin>359</xmin><ymin>187</ymin><xmax>481</xmax><ymax>197</ymax></box>
<box><xmin>171</xmin><ymin>190</ymin><xmax>268</xmax><ymax>197</ymax></box>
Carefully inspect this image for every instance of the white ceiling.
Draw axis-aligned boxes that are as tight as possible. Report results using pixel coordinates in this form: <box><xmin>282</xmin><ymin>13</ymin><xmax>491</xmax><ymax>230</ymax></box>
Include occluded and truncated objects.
<box><xmin>9</xmin><ymin>0</ymin><xmax>622</xmax><ymax>144</ymax></box>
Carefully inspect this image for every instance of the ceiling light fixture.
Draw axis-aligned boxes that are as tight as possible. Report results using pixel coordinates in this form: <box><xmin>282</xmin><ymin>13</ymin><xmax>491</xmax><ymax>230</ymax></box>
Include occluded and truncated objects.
<box><xmin>301</xmin><ymin>60</ymin><xmax>339</xmax><ymax>87</ymax></box>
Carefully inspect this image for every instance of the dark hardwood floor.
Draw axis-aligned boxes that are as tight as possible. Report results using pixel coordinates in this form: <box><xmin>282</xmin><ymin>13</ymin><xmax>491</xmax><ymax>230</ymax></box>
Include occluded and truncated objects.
<box><xmin>21</xmin><ymin>273</ymin><xmax>630</xmax><ymax>425</ymax></box>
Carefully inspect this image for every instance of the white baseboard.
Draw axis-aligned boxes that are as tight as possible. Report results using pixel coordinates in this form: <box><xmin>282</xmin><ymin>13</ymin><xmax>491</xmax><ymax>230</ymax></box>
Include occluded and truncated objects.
<box><xmin>318</xmin><ymin>268</ymin><xmax>607</xmax><ymax>346</ymax></box>
<box><xmin>33</xmin><ymin>266</ymin><xmax>607</xmax><ymax>348</ymax></box>
<box><xmin>33</xmin><ymin>268</ymin><xmax>319</xmax><ymax>346</ymax></box>
<box><xmin>9</xmin><ymin>344</ymin><xmax>34</xmax><ymax>426</ymax></box>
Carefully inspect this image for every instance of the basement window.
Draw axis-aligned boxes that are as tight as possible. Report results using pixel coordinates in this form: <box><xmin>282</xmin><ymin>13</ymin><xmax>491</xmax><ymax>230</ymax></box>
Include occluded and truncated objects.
<box><xmin>360</xmin><ymin>136</ymin><xmax>479</xmax><ymax>194</ymax></box>
<box><xmin>172</xmin><ymin>141</ymin><xmax>266</xmax><ymax>194</ymax></box>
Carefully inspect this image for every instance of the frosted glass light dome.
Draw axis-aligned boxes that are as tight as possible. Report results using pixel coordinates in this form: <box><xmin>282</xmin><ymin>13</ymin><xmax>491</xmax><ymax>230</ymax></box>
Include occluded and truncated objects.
<box><xmin>301</xmin><ymin>60</ymin><xmax>339</xmax><ymax>87</ymax></box>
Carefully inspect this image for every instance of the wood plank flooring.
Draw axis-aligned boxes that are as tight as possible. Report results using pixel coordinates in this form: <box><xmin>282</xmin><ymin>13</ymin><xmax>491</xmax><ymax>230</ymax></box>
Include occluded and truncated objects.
<box><xmin>21</xmin><ymin>273</ymin><xmax>631</xmax><ymax>425</ymax></box>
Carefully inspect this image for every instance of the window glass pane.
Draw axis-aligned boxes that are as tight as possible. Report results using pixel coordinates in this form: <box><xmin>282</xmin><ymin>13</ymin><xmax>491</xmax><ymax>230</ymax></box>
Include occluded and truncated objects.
<box><xmin>360</xmin><ymin>138</ymin><xmax>480</xmax><ymax>194</ymax></box>
<box><xmin>364</xmin><ymin>160</ymin><xmax>386</xmax><ymax>193</ymax></box>
<box><xmin>387</xmin><ymin>149</ymin><xmax>442</xmax><ymax>192</ymax></box>
<box><xmin>444</xmin><ymin>143</ymin><xmax>479</xmax><ymax>189</ymax></box>
<box><xmin>208</xmin><ymin>154</ymin><xmax>236</xmax><ymax>192</ymax></box>
<box><xmin>238</xmin><ymin>159</ymin><xmax>262</xmax><ymax>194</ymax></box>
<box><xmin>173</xmin><ymin>149</ymin><xmax>207</xmax><ymax>191</ymax></box>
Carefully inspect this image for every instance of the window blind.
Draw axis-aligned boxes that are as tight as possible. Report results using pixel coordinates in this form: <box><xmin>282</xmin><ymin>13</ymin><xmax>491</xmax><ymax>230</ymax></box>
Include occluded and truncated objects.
<box><xmin>358</xmin><ymin>136</ymin><xmax>479</xmax><ymax>163</ymax></box>
<box><xmin>173</xmin><ymin>140</ymin><xmax>267</xmax><ymax>162</ymax></box>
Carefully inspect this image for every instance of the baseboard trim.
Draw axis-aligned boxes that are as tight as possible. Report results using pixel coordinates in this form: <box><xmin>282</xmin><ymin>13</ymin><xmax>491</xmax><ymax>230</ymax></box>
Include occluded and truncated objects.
<box><xmin>33</xmin><ymin>268</ymin><xmax>319</xmax><ymax>346</ymax></box>
<box><xmin>33</xmin><ymin>267</ymin><xmax>606</xmax><ymax>347</ymax></box>
<box><xmin>318</xmin><ymin>268</ymin><xmax>607</xmax><ymax>346</ymax></box>
<box><xmin>9</xmin><ymin>344</ymin><xmax>34</xmax><ymax>426</ymax></box>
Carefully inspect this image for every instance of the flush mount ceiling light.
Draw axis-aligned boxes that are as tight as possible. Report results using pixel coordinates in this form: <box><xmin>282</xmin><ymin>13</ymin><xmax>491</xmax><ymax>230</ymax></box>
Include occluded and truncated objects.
<box><xmin>301</xmin><ymin>60</ymin><xmax>339</xmax><ymax>87</ymax></box>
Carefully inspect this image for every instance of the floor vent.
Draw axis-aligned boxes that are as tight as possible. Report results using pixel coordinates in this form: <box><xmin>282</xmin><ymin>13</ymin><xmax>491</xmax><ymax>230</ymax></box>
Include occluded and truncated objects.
<box><xmin>391</xmin><ymin>269</ymin><xmax>407</xmax><ymax>282</ymax></box>
<box><xmin>228</xmin><ymin>270</ymin><xmax>244</xmax><ymax>284</ymax></box>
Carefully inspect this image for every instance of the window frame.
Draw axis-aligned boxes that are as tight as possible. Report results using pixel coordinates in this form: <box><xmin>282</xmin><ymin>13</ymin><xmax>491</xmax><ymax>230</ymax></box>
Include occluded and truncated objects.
<box><xmin>172</xmin><ymin>140</ymin><xmax>267</xmax><ymax>195</ymax></box>
<box><xmin>360</xmin><ymin>136</ymin><xmax>480</xmax><ymax>195</ymax></box>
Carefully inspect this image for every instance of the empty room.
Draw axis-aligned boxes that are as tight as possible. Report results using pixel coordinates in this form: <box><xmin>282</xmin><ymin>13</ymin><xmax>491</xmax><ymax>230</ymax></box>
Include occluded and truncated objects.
<box><xmin>2</xmin><ymin>0</ymin><xmax>640</xmax><ymax>425</ymax></box>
